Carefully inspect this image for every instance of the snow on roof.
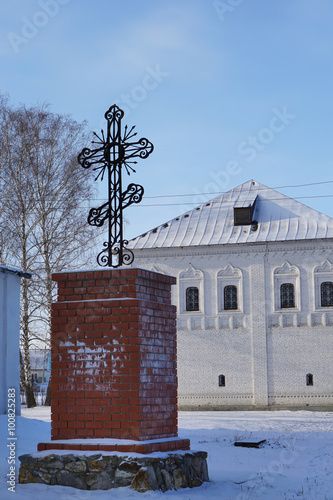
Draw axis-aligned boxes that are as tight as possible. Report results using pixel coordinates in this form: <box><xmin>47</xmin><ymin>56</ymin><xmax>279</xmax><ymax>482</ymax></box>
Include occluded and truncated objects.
<box><xmin>0</xmin><ymin>265</ymin><xmax>32</xmax><ymax>278</ymax></box>
<box><xmin>128</xmin><ymin>180</ymin><xmax>333</xmax><ymax>249</ymax></box>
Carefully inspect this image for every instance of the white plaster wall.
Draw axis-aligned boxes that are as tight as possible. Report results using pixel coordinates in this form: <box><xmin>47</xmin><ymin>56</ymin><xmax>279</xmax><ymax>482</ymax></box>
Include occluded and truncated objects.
<box><xmin>133</xmin><ymin>240</ymin><xmax>333</xmax><ymax>408</ymax></box>
<box><xmin>265</xmin><ymin>248</ymin><xmax>333</xmax><ymax>405</ymax></box>
<box><xmin>267</xmin><ymin>327</ymin><xmax>333</xmax><ymax>405</ymax></box>
<box><xmin>177</xmin><ymin>329</ymin><xmax>253</xmax><ymax>407</ymax></box>
<box><xmin>0</xmin><ymin>268</ymin><xmax>22</xmax><ymax>415</ymax></box>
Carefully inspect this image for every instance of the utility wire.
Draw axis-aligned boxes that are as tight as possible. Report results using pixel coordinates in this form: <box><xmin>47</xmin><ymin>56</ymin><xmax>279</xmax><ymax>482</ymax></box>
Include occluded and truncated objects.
<box><xmin>84</xmin><ymin>179</ymin><xmax>333</xmax><ymax>204</ymax></box>
<box><xmin>134</xmin><ymin>194</ymin><xmax>333</xmax><ymax>207</ymax></box>
<box><xmin>144</xmin><ymin>180</ymin><xmax>333</xmax><ymax>199</ymax></box>
<box><xmin>79</xmin><ymin>193</ymin><xmax>333</xmax><ymax>209</ymax></box>
<box><xmin>4</xmin><ymin>180</ymin><xmax>333</xmax><ymax>211</ymax></box>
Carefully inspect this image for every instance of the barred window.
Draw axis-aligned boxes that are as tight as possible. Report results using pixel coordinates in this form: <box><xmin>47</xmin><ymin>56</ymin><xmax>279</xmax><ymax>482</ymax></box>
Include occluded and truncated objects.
<box><xmin>321</xmin><ymin>282</ymin><xmax>333</xmax><ymax>307</ymax></box>
<box><xmin>218</xmin><ymin>374</ymin><xmax>226</xmax><ymax>387</ymax></box>
<box><xmin>280</xmin><ymin>283</ymin><xmax>295</xmax><ymax>308</ymax></box>
<box><xmin>306</xmin><ymin>373</ymin><xmax>313</xmax><ymax>386</ymax></box>
<box><xmin>224</xmin><ymin>285</ymin><xmax>238</xmax><ymax>310</ymax></box>
<box><xmin>186</xmin><ymin>287</ymin><xmax>199</xmax><ymax>311</ymax></box>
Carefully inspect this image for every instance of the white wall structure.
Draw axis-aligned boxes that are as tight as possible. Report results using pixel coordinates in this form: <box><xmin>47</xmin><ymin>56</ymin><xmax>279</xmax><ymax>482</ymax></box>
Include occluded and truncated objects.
<box><xmin>0</xmin><ymin>266</ymin><xmax>31</xmax><ymax>415</ymax></box>
<box><xmin>128</xmin><ymin>180</ymin><xmax>333</xmax><ymax>409</ymax></box>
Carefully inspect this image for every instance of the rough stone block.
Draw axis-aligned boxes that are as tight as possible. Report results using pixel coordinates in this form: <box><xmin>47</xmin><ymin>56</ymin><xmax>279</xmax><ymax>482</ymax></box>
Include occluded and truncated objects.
<box><xmin>19</xmin><ymin>451</ymin><xmax>209</xmax><ymax>492</ymax></box>
<box><xmin>130</xmin><ymin>465</ymin><xmax>159</xmax><ymax>492</ymax></box>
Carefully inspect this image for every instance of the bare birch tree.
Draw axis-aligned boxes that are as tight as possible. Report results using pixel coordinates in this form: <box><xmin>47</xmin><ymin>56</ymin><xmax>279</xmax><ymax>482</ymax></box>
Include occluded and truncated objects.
<box><xmin>0</xmin><ymin>97</ymin><xmax>99</xmax><ymax>406</ymax></box>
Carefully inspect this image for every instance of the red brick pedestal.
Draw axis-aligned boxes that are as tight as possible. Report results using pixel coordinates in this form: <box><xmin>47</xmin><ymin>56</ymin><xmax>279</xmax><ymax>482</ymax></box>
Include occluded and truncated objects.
<box><xmin>38</xmin><ymin>268</ymin><xmax>190</xmax><ymax>454</ymax></box>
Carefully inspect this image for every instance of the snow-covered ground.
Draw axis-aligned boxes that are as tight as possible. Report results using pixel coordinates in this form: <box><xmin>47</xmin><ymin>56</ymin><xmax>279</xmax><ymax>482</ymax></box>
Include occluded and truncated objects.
<box><xmin>1</xmin><ymin>407</ymin><xmax>333</xmax><ymax>499</ymax></box>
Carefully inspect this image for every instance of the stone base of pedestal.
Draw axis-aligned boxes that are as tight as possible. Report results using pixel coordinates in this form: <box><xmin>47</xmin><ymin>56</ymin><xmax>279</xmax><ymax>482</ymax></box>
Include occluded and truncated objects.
<box><xmin>19</xmin><ymin>450</ymin><xmax>209</xmax><ymax>492</ymax></box>
<box><xmin>37</xmin><ymin>437</ymin><xmax>190</xmax><ymax>454</ymax></box>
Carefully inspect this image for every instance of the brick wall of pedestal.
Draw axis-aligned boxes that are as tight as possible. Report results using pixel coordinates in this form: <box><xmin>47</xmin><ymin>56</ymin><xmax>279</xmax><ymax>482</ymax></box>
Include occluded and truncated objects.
<box><xmin>50</xmin><ymin>268</ymin><xmax>178</xmax><ymax>442</ymax></box>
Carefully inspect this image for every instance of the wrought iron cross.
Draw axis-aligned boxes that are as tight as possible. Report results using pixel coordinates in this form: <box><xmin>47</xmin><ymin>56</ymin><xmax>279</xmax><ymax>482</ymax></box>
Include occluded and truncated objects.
<box><xmin>78</xmin><ymin>104</ymin><xmax>153</xmax><ymax>267</ymax></box>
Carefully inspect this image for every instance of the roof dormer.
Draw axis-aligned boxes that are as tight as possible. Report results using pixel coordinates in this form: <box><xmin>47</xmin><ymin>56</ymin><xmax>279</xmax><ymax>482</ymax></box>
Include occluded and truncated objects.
<box><xmin>234</xmin><ymin>195</ymin><xmax>257</xmax><ymax>226</ymax></box>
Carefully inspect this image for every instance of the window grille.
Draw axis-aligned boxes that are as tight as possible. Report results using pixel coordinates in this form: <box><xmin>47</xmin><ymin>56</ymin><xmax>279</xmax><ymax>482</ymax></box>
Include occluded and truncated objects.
<box><xmin>306</xmin><ymin>373</ymin><xmax>313</xmax><ymax>386</ymax></box>
<box><xmin>186</xmin><ymin>287</ymin><xmax>199</xmax><ymax>311</ymax></box>
<box><xmin>218</xmin><ymin>374</ymin><xmax>225</xmax><ymax>387</ymax></box>
<box><xmin>224</xmin><ymin>285</ymin><xmax>238</xmax><ymax>310</ymax></box>
<box><xmin>321</xmin><ymin>282</ymin><xmax>333</xmax><ymax>307</ymax></box>
<box><xmin>280</xmin><ymin>283</ymin><xmax>295</xmax><ymax>308</ymax></box>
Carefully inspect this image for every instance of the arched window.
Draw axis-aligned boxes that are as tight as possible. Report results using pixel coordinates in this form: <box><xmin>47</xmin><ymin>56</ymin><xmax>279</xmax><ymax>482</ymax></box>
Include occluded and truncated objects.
<box><xmin>306</xmin><ymin>373</ymin><xmax>314</xmax><ymax>386</ymax></box>
<box><xmin>280</xmin><ymin>283</ymin><xmax>295</xmax><ymax>309</ymax></box>
<box><xmin>218</xmin><ymin>265</ymin><xmax>243</xmax><ymax>313</ymax></box>
<box><xmin>186</xmin><ymin>287</ymin><xmax>199</xmax><ymax>311</ymax></box>
<box><xmin>218</xmin><ymin>374</ymin><xmax>226</xmax><ymax>387</ymax></box>
<box><xmin>274</xmin><ymin>262</ymin><xmax>299</xmax><ymax>311</ymax></box>
<box><xmin>180</xmin><ymin>265</ymin><xmax>203</xmax><ymax>315</ymax></box>
<box><xmin>224</xmin><ymin>285</ymin><xmax>238</xmax><ymax>310</ymax></box>
<box><xmin>321</xmin><ymin>282</ymin><xmax>333</xmax><ymax>307</ymax></box>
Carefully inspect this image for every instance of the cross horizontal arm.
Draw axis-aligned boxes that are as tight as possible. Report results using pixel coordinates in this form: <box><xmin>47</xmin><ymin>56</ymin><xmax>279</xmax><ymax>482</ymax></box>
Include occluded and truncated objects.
<box><xmin>78</xmin><ymin>147</ymin><xmax>106</xmax><ymax>169</ymax></box>
<box><xmin>88</xmin><ymin>202</ymin><xmax>109</xmax><ymax>227</ymax></box>
<box><xmin>123</xmin><ymin>138</ymin><xmax>154</xmax><ymax>162</ymax></box>
<box><xmin>121</xmin><ymin>184</ymin><xmax>144</xmax><ymax>210</ymax></box>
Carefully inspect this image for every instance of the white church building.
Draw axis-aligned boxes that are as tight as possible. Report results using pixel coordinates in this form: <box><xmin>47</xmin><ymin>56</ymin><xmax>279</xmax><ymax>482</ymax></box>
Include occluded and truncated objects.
<box><xmin>128</xmin><ymin>180</ymin><xmax>333</xmax><ymax>409</ymax></box>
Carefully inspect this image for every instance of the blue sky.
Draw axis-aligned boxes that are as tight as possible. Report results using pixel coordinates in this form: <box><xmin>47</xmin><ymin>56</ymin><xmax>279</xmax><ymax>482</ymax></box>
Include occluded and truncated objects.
<box><xmin>1</xmin><ymin>0</ymin><xmax>333</xmax><ymax>240</ymax></box>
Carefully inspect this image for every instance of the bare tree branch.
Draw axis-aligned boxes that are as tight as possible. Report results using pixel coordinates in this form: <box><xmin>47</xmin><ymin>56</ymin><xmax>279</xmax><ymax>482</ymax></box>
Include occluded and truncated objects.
<box><xmin>0</xmin><ymin>96</ymin><xmax>101</xmax><ymax>406</ymax></box>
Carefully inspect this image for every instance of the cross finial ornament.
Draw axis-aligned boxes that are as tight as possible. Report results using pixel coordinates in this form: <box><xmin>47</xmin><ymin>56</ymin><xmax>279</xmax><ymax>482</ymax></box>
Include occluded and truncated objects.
<box><xmin>78</xmin><ymin>104</ymin><xmax>153</xmax><ymax>267</ymax></box>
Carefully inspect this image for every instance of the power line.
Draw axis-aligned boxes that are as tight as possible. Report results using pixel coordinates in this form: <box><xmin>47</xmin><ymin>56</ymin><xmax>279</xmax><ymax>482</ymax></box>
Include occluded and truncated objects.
<box><xmin>76</xmin><ymin>194</ymin><xmax>333</xmax><ymax>209</ymax></box>
<box><xmin>11</xmin><ymin>193</ymin><xmax>333</xmax><ymax>212</ymax></box>
<box><xmin>144</xmin><ymin>180</ymin><xmax>333</xmax><ymax>199</ymax></box>
<box><xmin>84</xmin><ymin>179</ymin><xmax>333</xmax><ymax>203</ymax></box>
<box><xmin>133</xmin><ymin>194</ymin><xmax>333</xmax><ymax>207</ymax></box>
<box><xmin>5</xmin><ymin>179</ymin><xmax>333</xmax><ymax>211</ymax></box>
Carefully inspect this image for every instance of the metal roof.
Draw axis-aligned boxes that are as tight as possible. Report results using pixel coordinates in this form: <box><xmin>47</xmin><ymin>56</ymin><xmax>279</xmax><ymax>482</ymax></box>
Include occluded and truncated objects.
<box><xmin>128</xmin><ymin>180</ymin><xmax>333</xmax><ymax>249</ymax></box>
<box><xmin>0</xmin><ymin>265</ymin><xmax>32</xmax><ymax>279</ymax></box>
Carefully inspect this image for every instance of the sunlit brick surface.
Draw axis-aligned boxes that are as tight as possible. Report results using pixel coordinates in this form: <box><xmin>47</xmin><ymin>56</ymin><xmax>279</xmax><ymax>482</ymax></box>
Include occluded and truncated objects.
<box><xmin>50</xmin><ymin>268</ymin><xmax>179</xmax><ymax>442</ymax></box>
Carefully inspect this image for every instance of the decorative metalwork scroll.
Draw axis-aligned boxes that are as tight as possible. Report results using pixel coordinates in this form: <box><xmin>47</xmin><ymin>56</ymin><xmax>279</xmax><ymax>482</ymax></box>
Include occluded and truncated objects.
<box><xmin>78</xmin><ymin>105</ymin><xmax>153</xmax><ymax>267</ymax></box>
